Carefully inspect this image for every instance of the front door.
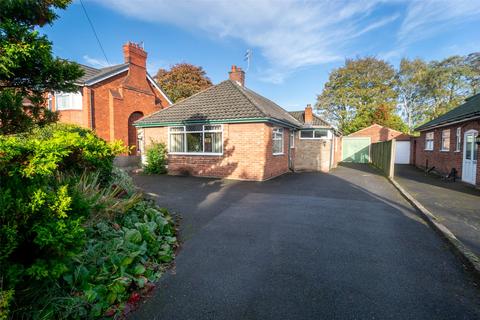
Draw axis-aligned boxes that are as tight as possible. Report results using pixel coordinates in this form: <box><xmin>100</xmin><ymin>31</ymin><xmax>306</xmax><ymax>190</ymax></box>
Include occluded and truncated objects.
<box><xmin>462</xmin><ymin>130</ymin><xmax>478</xmax><ymax>185</ymax></box>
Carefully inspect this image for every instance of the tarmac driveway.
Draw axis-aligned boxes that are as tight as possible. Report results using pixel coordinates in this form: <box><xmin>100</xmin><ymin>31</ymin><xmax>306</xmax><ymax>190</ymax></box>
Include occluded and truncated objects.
<box><xmin>131</xmin><ymin>164</ymin><xmax>480</xmax><ymax>319</ymax></box>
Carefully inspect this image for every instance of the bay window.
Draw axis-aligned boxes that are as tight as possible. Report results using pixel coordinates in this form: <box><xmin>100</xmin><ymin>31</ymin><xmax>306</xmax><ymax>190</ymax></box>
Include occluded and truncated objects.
<box><xmin>168</xmin><ymin>125</ymin><xmax>222</xmax><ymax>154</ymax></box>
<box><xmin>425</xmin><ymin>132</ymin><xmax>434</xmax><ymax>150</ymax></box>
<box><xmin>272</xmin><ymin>127</ymin><xmax>284</xmax><ymax>155</ymax></box>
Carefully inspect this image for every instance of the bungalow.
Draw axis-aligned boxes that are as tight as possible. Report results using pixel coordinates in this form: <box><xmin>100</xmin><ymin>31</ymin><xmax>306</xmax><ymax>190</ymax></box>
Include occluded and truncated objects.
<box><xmin>414</xmin><ymin>93</ymin><xmax>480</xmax><ymax>186</ymax></box>
<box><xmin>47</xmin><ymin>42</ymin><xmax>171</xmax><ymax>153</ymax></box>
<box><xmin>135</xmin><ymin>66</ymin><xmax>338</xmax><ymax>181</ymax></box>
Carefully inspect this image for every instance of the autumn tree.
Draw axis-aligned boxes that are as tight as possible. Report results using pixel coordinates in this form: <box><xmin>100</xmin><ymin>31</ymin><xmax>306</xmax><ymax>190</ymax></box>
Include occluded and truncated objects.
<box><xmin>316</xmin><ymin>57</ymin><xmax>405</xmax><ymax>134</ymax></box>
<box><xmin>395</xmin><ymin>58</ymin><xmax>429</xmax><ymax>133</ymax></box>
<box><xmin>155</xmin><ymin>63</ymin><xmax>212</xmax><ymax>103</ymax></box>
<box><xmin>0</xmin><ymin>0</ymin><xmax>83</xmax><ymax>135</ymax></box>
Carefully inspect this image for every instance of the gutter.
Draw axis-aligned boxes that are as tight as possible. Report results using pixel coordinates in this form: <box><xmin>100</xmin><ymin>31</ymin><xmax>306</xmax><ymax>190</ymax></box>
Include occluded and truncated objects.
<box><xmin>134</xmin><ymin>117</ymin><xmax>301</xmax><ymax>130</ymax></box>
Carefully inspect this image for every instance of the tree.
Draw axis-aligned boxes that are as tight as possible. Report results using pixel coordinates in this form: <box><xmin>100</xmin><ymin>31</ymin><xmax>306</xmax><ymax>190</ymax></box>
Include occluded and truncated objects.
<box><xmin>421</xmin><ymin>56</ymin><xmax>474</xmax><ymax>119</ymax></box>
<box><xmin>0</xmin><ymin>0</ymin><xmax>83</xmax><ymax>135</ymax></box>
<box><xmin>316</xmin><ymin>57</ymin><xmax>404</xmax><ymax>134</ymax></box>
<box><xmin>395</xmin><ymin>58</ymin><xmax>429</xmax><ymax>133</ymax></box>
<box><xmin>155</xmin><ymin>63</ymin><xmax>212</xmax><ymax>103</ymax></box>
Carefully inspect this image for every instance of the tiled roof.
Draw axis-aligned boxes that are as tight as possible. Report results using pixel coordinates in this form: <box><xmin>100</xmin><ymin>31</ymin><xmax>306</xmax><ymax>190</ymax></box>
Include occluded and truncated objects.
<box><xmin>288</xmin><ymin>111</ymin><xmax>332</xmax><ymax>128</ymax></box>
<box><xmin>136</xmin><ymin>80</ymin><xmax>302</xmax><ymax>127</ymax></box>
<box><xmin>76</xmin><ymin>63</ymin><xmax>129</xmax><ymax>85</ymax></box>
<box><xmin>416</xmin><ymin>93</ymin><xmax>480</xmax><ymax>131</ymax></box>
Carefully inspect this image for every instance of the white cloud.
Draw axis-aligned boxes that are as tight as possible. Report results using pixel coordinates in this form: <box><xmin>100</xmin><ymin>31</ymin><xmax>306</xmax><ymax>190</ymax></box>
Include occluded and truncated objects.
<box><xmin>88</xmin><ymin>0</ymin><xmax>480</xmax><ymax>83</ymax></box>
<box><xmin>89</xmin><ymin>0</ymin><xmax>393</xmax><ymax>82</ymax></box>
<box><xmin>83</xmin><ymin>55</ymin><xmax>110</xmax><ymax>68</ymax></box>
<box><xmin>398</xmin><ymin>0</ymin><xmax>480</xmax><ymax>45</ymax></box>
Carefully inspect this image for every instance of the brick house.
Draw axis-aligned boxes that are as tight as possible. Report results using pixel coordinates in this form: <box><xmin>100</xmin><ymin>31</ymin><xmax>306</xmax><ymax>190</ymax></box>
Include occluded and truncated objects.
<box><xmin>414</xmin><ymin>94</ymin><xmax>480</xmax><ymax>186</ymax></box>
<box><xmin>135</xmin><ymin>66</ymin><xmax>338</xmax><ymax>181</ymax></box>
<box><xmin>48</xmin><ymin>42</ymin><xmax>171</xmax><ymax>153</ymax></box>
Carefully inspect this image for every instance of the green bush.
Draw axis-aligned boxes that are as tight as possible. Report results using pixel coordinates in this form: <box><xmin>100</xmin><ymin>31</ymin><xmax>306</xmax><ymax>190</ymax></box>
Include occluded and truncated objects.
<box><xmin>0</xmin><ymin>124</ymin><xmax>177</xmax><ymax>319</ymax></box>
<box><xmin>144</xmin><ymin>141</ymin><xmax>167</xmax><ymax>174</ymax></box>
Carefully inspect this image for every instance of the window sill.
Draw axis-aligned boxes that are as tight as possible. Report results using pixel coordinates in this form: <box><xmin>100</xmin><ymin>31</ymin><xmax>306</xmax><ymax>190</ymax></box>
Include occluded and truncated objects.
<box><xmin>273</xmin><ymin>153</ymin><xmax>284</xmax><ymax>156</ymax></box>
<box><xmin>57</xmin><ymin>108</ymin><xmax>83</xmax><ymax>111</ymax></box>
<box><xmin>169</xmin><ymin>152</ymin><xmax>223</xmax><ymax>156</ymax></box>
<box><xmin>299</xmin><ymin>137</ymin><xmax>331</xmax><ymax>140</ymax></box>
<box><xmin>440</xmin><ymin>150</ymin><xmax>450</xmax><ymax>152</ymax></box>
<box><xmin>424</xmin><ymin>149</ymin><xmax>434</xmax><ymax>151</ymax></box>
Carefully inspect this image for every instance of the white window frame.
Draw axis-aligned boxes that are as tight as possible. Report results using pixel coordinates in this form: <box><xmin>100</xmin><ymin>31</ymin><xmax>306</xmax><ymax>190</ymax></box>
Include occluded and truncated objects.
<box><xmin>55</xmin><ymin>91</ymin><xmax>82</xmax><ymax>110</ymax></box>
<box><xmin>425</xmin><ymin>132</ymin><xmax>434</xmax><ymax>151</ymax></box>
<box><xmin>272</xmin><ymin>127</ymin><xmax>284</xmax><ymax>155</ymax></box>
<box><xmin>168</xmin><ymin>124</ymin><xmax>223</xmax><ymax>156</ymax></box>
<box><xmin>441</xmin><ymin>129</ymin><xmax>450</xmax><ymax>152</ymax></box>
<box><xmin>299</xmin><ymin>128</ymin><xmax>330</xmax><ymax>140</ymax></box>
<box><xmin>290</xmin><ymin>130</ymin><xmax>295</xmax><ymax>149</ymax></box>
<box><xmin>455</xmin><ymin>127</ymin><xmax>461</xmax><ymax>152</ymax></box>
<box><xmin>47</xmin><ymin>93</ymin><xmax>53</xmax><ymax>110</ymax></box>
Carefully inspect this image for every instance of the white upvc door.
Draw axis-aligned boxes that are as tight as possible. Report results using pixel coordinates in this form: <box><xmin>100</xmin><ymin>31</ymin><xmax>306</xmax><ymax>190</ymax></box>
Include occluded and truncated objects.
<box><xmin>462</xmin><ymin>130</ymin><xmax>478</xmax><ymax>185</ymax></box>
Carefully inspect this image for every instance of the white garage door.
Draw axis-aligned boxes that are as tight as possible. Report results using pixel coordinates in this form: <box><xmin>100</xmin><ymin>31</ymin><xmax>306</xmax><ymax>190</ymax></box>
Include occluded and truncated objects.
<box><xmin>395</xmin><ymin>141</ymin><xmax>410</xmax><ymax>164</ymax></box>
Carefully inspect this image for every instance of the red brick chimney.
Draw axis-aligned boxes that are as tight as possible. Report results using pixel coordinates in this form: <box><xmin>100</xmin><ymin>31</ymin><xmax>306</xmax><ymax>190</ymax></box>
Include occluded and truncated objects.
<box><xmin>229</xmin><ymin>65</ymin><xmax>245</xmax><ymax>87</ymax></box>
<box><xmin>305</xmin><ymin>104</ymin><xmax>313</xmax><ymax>125</ymax></box>
<box><xmin>122</xmin><ymin>42</ymin><xmax>149</xmax><ymax>91</ymax></box>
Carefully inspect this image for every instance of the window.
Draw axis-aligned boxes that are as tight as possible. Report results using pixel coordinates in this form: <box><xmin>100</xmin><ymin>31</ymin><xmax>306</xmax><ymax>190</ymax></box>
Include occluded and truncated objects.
<box><xmin>47</xmin><ymin>93</ymin><xmax>53</xmax><ymax>110</ymax></box>
<box><xmin>272</xmin><ymin>127</ymin><xmax>284</xmax><ymax>155</ymax></box>
<box><xmin>290</xmin><ymin>131</ymin><xmax>295</xmax><ymax>149</ymax></box>
<box><xmin>425</xmin><ymin>132</ymin><xmax>434</xmax><ymax>150</ymax></box>
<box><xmin>55</xmin><ymin>92</ymin><xmax>82</xmax><ymax>110</ymax></box>
<box><xmin>300</xmin><ymin>129</ymin><xmax>329</xmax><ymax>139</ymax></box>
<box><xmin>168</xmin><ymin>125</ymin><xmax>222</xmax><ymax>154</ymax></box>
<box><xmin>455</xmin><ymin>127</ymin><xmax>461</xmax><ymax>152</ymax></box>
<box><xmin>441</xmin><ymin>129</ymin><xmax>450</xmax><ymax>151</ymax></box>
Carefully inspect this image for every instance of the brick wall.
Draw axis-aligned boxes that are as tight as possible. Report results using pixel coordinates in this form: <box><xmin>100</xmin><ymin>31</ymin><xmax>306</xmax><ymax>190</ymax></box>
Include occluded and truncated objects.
<box><xmin>414</xmin><ymin>120</ymin><xmax>480</xmax><ymax>186</ymax></box>
<box><xmin>294</xmin><ymin>133</ymin><xmax>332</xmax><ymax>172</ymax></box>
<box><xmin>142</xmin><ymin>123</ymin><xmax>291</xmax><ymax>181</ymax></box>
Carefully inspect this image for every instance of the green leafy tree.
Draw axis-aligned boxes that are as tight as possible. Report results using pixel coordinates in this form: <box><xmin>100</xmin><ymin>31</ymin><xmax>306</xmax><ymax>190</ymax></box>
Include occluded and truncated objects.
<box><xmin>0</xmin><ymin>0</ymin><xmax>83</xmax><ymax>134</ymax></box>
<box><xmin>420</xmin><ymin>56</ymin><xmax>475</xmax><ymax>119</ymax></box>
<box><xmin>316</xmin><ymin>57</ymin><xmax>404</xmax><ymax>134</ymax></box>
<box><xmin>155</xmin><ymin>63</ymin><xmax>212</xmax><ymax>103</ymax></box>
<box><xmin>395</xmin><ymin>58</ymin><xmax>429</xmax><ymax>133</ymax></box>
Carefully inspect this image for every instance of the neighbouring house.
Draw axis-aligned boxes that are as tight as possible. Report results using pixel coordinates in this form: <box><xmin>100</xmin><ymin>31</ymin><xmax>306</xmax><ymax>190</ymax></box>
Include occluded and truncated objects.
<box><xmin>342</xmin><ymin>124</ymin><xmax>412</xmax><ymax>164</ymax></box>
<box><xmin>414</xmin><ymin>93</ymin><xmax>480</xmax><ymax>186</ymax></box>
<box><xmin>135</xmin><ymin>66</ymin><xmax>338</xmax><ymax>181</ymax></box>
<box><xmin>288</xmin><ymin>105</ymin><xmax>341</xmax><ymax>172</ymax></box>
<box><xmin>47</xmin><ymin>42</ymin><xmax>171</xmax><ymax>153</ymax></box>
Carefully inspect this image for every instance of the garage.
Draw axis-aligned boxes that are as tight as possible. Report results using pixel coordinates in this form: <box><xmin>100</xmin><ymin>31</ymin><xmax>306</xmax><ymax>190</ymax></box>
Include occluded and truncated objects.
<box><xmin>395</xmin><ymin>141</ymin><xmax>411</xmax><ymax>164</ymax></box>
<box><xmin>342</xmin><ymin>137</ymin><xmax>371</xmax><ymax>163</ymax></box>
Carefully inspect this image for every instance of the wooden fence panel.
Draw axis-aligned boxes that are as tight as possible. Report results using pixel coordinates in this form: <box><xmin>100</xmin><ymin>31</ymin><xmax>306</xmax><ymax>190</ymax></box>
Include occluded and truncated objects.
<box><xmin>370</xmin><ymin>139</ymin><xmax>396</xmax><ymax>178</ymax></box>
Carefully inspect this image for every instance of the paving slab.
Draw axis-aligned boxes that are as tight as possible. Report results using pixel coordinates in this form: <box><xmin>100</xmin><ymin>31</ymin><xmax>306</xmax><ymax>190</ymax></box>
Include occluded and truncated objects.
<box><xmin>395</xmin><ymin>164</ymin><xmax>480</xmax><ymax>257</ymax></box>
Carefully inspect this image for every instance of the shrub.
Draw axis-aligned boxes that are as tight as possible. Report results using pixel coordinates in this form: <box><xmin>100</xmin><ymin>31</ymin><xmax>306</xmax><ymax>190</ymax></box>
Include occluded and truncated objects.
<box><xmin>143</xmin><ymin>141</ymin><xmax>167</xmax><ymax>174</ymax></box>
<box><xmin>0</xmin><ymin>125</ymin><xmax>177</xmax><ymax>319</ymax></box>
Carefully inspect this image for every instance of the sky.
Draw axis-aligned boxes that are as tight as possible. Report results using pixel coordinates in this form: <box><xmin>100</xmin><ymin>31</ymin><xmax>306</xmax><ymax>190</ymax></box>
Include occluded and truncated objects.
<box><xmin>43</xmin><ymin>0</ymin><xmax>480</xmax><ymax>111</ymax></box>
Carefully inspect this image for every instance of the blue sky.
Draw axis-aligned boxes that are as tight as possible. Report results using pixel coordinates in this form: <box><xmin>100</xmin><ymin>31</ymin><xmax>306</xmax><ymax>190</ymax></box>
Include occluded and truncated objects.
<box><xmin>43</xmin><ymin>0</ymin><xmax>480</xmax><ymax>111</ymax></box>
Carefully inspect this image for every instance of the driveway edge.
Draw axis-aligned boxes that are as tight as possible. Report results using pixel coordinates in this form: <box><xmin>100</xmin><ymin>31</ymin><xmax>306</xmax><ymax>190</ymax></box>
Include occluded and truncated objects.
<box><xmin>388</xmin><ymin>177</ymin><xmax>480</xmax><ymax>279</ymax></box>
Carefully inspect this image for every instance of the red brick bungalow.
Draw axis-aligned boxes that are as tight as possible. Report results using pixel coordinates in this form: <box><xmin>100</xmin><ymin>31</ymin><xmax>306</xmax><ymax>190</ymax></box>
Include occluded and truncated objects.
<box><xmin>413</xmin><ymin>94</ymin><xmax>480</xmax><ymax>186</ymax></box>
<box><xmin>135</xmin><ymin>66</ymin><xmax>338</xmax><ymax>181</ymax></box>
<box><xmin>48</xmin><ymin>42</ymin><xmax>171</xmax><ymax>153</ymax></box>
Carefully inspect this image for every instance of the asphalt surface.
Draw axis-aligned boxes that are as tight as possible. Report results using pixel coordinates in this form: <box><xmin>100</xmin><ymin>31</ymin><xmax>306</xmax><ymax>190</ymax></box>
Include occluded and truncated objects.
<box><xmin>395</xmin><ymin>164</ymin><xmax>480</xmax><ymax>257</ymax></box>
<box><xmin>131</xmin><ymin>164</ymin><xmax>480</xmax><ymax>319</ymax></box>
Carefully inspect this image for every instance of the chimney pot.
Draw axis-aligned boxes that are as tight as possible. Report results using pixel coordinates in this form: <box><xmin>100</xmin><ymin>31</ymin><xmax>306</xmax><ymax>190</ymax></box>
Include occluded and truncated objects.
<box><xmin>123</xmin><ymin>42</ymin><xmax>147</xmax><ymax>68</ymax></box>
<box><xmin>229</xmin><ymin>64</ymin><xmax>245</xmax><ymax>87</ymax></box>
